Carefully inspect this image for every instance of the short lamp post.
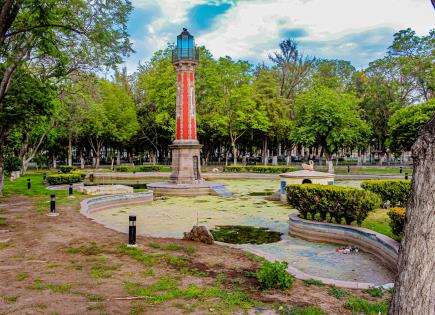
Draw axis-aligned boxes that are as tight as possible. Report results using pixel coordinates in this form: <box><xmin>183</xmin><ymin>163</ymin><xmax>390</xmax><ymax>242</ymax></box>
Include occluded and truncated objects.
<box><xmin>405</xmin><ymin>172</ymin><xmax>409</xmax><ymax>180</ymax></box>
<box><xmin>347</xmin><ymin>165</ymin><xmax>350</xmax><ymax>173</ymax></box>
<box><xmin>68</xmin><ymin>183</ymin><xmax>73</xmax><ymax>197</ymax></box>
<box><xmin>128</xmin><ymin>215</ymin><xmax>137</xmax><ymax>246</ymax></box>
<box><xmin>48</xmin><ymin>194</ymin><xmax>59</xmax><ymax>217</ymax></box>
<box><xmin>43</xmin><ymin>173</ymin><xmax>47</xmax><ymax>183</ymax></box>
<box><xmin>400</xmin><ymin>166</ymin><xmax>403</xmax><ymax>174</ymax></box>
<box><xmin>27</xmin><ymin>178</ymin><xmax>31</xmax><ymax>190</ymax></box>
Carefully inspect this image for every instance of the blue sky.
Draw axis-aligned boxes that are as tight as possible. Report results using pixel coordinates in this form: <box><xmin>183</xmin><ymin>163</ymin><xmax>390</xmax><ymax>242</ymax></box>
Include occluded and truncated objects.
<box><xmin>125</xmin><ymin>0</ymin><xmax>434</xmax><ymax>73</ymax></box>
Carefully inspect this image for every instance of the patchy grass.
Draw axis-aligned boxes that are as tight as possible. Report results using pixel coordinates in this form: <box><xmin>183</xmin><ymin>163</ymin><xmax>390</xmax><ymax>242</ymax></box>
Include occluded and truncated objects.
<box><xmin>148</xmin><ymin>242</ymin><xmax>195</xmax><ymax>253</ymax></box>
<box><xmin>0</xmin><ymin>217</ymin><xmax>6</xmax><ymax>226</ymax></box>
<box><xmin>165</xmin><ymin>254</ymin><xmax>188</xmax><ymax>267</ymax></box>
<box><xmin>303</xmin><ymin>279</ymin><xmax>324</xmax><ymax>287</ymax></box>
<box><xmin>129</xmin><ymin>306</ymin><xmax>145</xmax><ymax>315</ymax></box>
<box><xmin>124</xmin><ymin>276</ymin><xmax>258</xmax><ymax>311</ymax></box>
<box><xmin>180</xmin><ymin>267</ymin><xmax>208</xmax><ymax>277</ymax></box>
<box><xmin>16</xmin><ymin>271</ymin><xmax>29</xmax><ymax>281</ymax></box>
<box><xmin>117</xmin><ymin>244</ymin><xmax>157</xmax><ymax>266</ymax></box>
<box><xmin>281</xmin><ymin>305</ymin><xmax>326</xmax><ymax>315</ymax></box>
<box><xmin>345</xmin><ymin>296</ymin><xmax>389</xmax><ymax>315</ymax></box>
<box><xmin>67</xmin><ymin>242</ymin><xmax>104</xmax><ymax>256</ymax></box>
<box><xmin>3</xmin><ymin>295</ymin><xmax>19</xmax><ymax>303</ymax></box>
<box><xmin>327</xmin><ymin>286</ymin><xmax>349</xmax><ymax>300</ymax></box>
<box><xmin>140</xmin><ymin>268</ymin><xmax>154</xmax><ymax>277</ymax></box>
<box><xmin>27</xmin><ymin>279</ymin><xmax>72</xmax><ymax>294</ymax></box>
<box><xmin>90</xmin><ymin>264</ymin><xmax>120</xmax><ymax>278</ymax></box>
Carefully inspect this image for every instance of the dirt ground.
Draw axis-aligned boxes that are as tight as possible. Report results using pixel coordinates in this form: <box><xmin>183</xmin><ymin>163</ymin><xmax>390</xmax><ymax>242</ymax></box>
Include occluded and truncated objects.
<box><xmin>0</xmin><ymin>195</ymin><xmax>387</xmax><ymax>315</ymax></box>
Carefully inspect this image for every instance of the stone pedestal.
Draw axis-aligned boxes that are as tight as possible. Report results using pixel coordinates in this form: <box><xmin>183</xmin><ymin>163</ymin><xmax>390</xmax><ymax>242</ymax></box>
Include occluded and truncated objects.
<box><xmin>169</xmin><ymin>141</ymin><xmax>203</xmax><ymax>184</ymax></box>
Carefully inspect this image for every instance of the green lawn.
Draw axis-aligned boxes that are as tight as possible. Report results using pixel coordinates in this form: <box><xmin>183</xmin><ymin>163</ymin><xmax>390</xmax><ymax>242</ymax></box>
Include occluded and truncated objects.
<box><xmin>361</xmin><ymin>208</ymin><xmax>399</xmax><ymax>240</ymax></box>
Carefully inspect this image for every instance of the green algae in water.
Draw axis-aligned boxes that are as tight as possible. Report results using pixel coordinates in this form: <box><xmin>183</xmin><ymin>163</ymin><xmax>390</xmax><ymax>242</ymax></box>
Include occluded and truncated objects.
<box><xmin>211</xmin><ymin>225</ymin><xmax>282</xmax><ymax>244</ymax></box>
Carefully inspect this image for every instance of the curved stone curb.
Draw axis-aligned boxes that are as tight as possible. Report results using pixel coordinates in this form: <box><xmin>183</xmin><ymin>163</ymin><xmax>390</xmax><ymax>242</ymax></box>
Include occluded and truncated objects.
<box><xmin>47</xmin><ymin>183</ymin><xmax>84</xmax><ymax>190</ymax></box>
<box><xmin>288</xmin><ymin>213</ymin><xmax>399</xmax><ymax>274</ymax></box>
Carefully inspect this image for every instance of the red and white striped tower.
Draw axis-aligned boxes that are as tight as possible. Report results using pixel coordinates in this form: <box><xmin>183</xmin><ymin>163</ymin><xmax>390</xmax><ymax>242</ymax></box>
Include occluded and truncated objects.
<box><xmin>169</xmin><ymin>28</ymin><xmax>203</xmax><ymax>184</ymax></box>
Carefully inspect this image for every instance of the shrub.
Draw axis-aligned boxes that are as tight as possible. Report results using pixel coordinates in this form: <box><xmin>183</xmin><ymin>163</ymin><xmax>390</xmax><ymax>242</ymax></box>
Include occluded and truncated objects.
<box><xmin>73</xmin><ymin>171</ymin><xmax>87</xmax><ymax>180</ymax></box>
<box><xmin>387</xmin><ymin>207</ymin><xmax>406</xmax><ymax>237</ymax></box>
<box><xmin>138</xmin><ymin>165</ymin><xmax>163</xmax><ymax>172</ymax></box>
<box><xmin>327</xmin><ymin>286</ymin><xmax>348</xmax><ymax>299</ymax></box>
<box><xmin>256</xmin><ymin>261</ymin><xmax>294</xmax><ymax>289</ymax></box>
<box><xmin>286</xmin><ymin>184</ymin><xmax>380</xmax><ymax>225</ymax></box>
<box><xmin>4</xmin><ymin>156</ymin><xmax>21</xmax><ymax>173</ymax></box>
<box><xmin>59</xmin><ymin>165</ymin><xmax>77</xmax><ymax>173</ymax></box>
<box><xmin>46</xmin><ymin>173</ymin><xmax>82</xmax><ymax>185</ymax></box>
<box><xmin>361</xmin><ymin>180</ymin><xmax>410</xmax><ymax>206</ymax></box>
<box><xmin>114</xmin><ymin>166</ymin><xmax>130</xmax><ymax>172</ymax></box>
<box><xmin>225</xmin><ymin>165</ymin><xmax>295</xmax><ymax>173</ymax></box>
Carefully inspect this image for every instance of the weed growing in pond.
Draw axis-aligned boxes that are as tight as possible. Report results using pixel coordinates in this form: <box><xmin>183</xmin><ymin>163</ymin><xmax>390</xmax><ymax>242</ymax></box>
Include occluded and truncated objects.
<box><xmin>256</xmin><ymin>261</ymin><xmax>294</xmax><ymax>289</ymax></box>
<box><xmin>327</xmin><ymin>286</ymin><xmax>348</xmax><ymax>299</ymax></box>
<box><xmin>363</xmin><ymin>286</ymin><xmax>384</xmax><ymax>298</ymax></box>
<box><xmin>303</xmin><ymin>279</ymin><xmax>324</xmax><ymax>286</ymax></box>
<box><xmin>345</xmin><ymin>296</ymin><xmax>389</xmax><ymax>314</ymax></box>
<box><xmin>280</xmin><ymin>305</ymin><xmax>326</xmax><ymax>315</ymax></box>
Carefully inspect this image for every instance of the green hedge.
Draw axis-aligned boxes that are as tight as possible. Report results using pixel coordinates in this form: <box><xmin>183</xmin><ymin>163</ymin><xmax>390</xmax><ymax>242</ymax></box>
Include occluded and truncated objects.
<box><xmin>115</xmin><ymin>165</ymin><xmax>167</xmax><ymax>172</ymax></box>
<box><xmin>361</xmin><ymin>180</ymin><xmax>410</xmax><ymax>206</ymax></box>
<box><xmin>225</xmin><ymin>165</ymin><xmax>295</xmax><ymax>173</ymax></box>
<box><xmin>287</xmin><ymin>184</ymin><xmax>380</xmax><ymax>225</ymax></box>
<box><xmin>46</xmin><ymin>173</ymin><xmax>83</xmax><ymax>185</ymax></box>
<box><xmin>59</xmin><ymin>165</ymin><xmax>77</xmax><ymax>173</ymax></box>
<box><xmin>387</xmin><ymin>207</ymin><xmax>406</xmax><ymax>238</ymax></box>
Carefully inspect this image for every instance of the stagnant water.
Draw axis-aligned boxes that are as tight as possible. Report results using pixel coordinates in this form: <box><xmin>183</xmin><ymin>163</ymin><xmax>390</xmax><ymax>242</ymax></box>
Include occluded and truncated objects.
<box><xmin>86</xmin><ymin>179</ymin><xmax>394</xmax><ymax>285</ymax></box>
<box><xmin>210</xmin><ymin>225</ymin><xmax>282</xmax><ymax>244</ymax></box>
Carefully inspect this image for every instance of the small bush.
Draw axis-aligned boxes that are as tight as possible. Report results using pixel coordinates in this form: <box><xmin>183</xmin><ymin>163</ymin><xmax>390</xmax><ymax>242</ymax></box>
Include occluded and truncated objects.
<box><xmin>327</xmin><ymin>286</ymin><xmax>348</xmax><ymax>299</ymax></box>
<box><xmin>361</xmin><ymin>180</ymin><xmax>410</xmax><ymax>206</ymax></box>
<box><xmin>46</xmin><ymin>173</ymin><xmax>82</xmax><ymax>185</ymax></box>
<box><xmin>363</xmin><ymin>286</ymin><xmax>384</xmax><ymax>298</ymax></box>
<box><xmin>387</xmin><ymin>207</ymin><xmax>406</xmax><ymax>238</ymax></box>
<box><xmin>256</xmin><ymin>261</ymin><xmax>294</xmax><ymax>289</ymax></box>
<box><xmin>225</xmin><ymin>165</ymin><xmax>295</xmax><ymax>173</ymax></box>
<box><xmin>59</xmin><ymin>165</ymin><xmax>77</xmax><ymax>173</ymax></box>
<box><xmin>287</xmin><ymin>184</ymin><xmax>380</xmax><ymax>225</ymax></box>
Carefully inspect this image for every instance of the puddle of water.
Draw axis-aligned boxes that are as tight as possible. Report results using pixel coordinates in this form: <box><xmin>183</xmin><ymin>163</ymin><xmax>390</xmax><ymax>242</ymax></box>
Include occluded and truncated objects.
<box><xmin>86</xmin><ymin>179</ymin><xmax>394</xmax><ymax>285</ymax></box>
<box><xmin>211</xmin><ymin>225</ymin><xmax>282</xmax><ymax>244</ymax></box>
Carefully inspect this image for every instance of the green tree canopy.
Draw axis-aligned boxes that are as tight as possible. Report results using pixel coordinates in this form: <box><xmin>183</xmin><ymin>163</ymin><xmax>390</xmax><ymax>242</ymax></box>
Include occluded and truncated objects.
<box><xmin>387</xmin><ymin>100</ymin><xmax>435</xmax><ymax>155</ymax></box>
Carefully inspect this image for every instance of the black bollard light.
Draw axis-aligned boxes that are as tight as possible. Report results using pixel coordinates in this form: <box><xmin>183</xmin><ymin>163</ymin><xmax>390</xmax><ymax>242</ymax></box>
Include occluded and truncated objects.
<box><xmin>400</xmin><ymin>166</ymin><xmax>403</xmax><ymax>174</ymax></box>
<box><xmin>347</xmin><ymin>165</ymin><xmax>350</xmax><ymax>173</ymax></box>
<box><xmin>405</xmin><ymin>172</ymin><xmax>409</xmax><ymax>180</ymax></box>
<box><xmin>43</xmin><ymin>173</ymin><xmax>47</xmax><ymax>183</ymax></box>
<box><xmin>128</xmin><ymin>215</ymin><xmax>137</xmax><ymax>246</ymax></box>
<box><xmin>68</xmin><ymin>183</ymin><xmax>73</xmax><ymax>196</ymax></box>
<box><xmin>48</xmin><ymin>194</ymin><xmax>59</xmax><ymax>217</ymax></box>
<box><xmin>27</xmin><ymin>178</ymin><xmax>31</xmax><ymax>190</ymax></box>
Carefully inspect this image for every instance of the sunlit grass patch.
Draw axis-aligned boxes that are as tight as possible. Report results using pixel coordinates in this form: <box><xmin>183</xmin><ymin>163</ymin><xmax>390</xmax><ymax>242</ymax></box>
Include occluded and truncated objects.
<box><xmin>345</xmin><ymin>296</ymin><xmax>389</xmax><ymax>315</ymax></box>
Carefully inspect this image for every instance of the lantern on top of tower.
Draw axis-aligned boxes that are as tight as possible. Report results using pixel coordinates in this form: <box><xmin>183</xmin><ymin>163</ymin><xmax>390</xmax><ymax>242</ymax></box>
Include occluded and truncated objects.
<box><xmin>173</xmin><ymin>28</ymin><xmax>199</xmax><ymax>63</ymax></box>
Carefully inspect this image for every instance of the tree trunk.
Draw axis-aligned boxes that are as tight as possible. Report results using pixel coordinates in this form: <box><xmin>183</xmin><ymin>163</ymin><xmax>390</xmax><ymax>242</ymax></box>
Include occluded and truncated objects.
<box><xmin>232</xmin><ymin>142</ymin><xmax>237</xmax><ymax>166</ymax></box>
<box><xmin>80</xmin><ymin>150</ymin><xmax>85</xmax><ymax>169</ymax></box>
<box><xmin>0</xmin><ymin>140</ymin><xmax>4</xmax><ymax>195</ymax></box>
<box><xmin>68</xmin><ymin>133</ymin><xmax>72</xmax><ymax>166</ymax></box>
<box><xmin>116</xmin><ymin>149</ymin><xmax>121</xmax><ymax>166</ymax></box>
<box><xmin>95</xmin><ymin>151</ymin><xmax>100</xmax><ymax>168</ymax></box>
<box><xmin>52</xmin><ymin>154</ymin><xmax>57</xmax><ymax>169</ymax></box>
<box><xmin>326</xmin><ymin>153</ymin><xmax>334</xmax><ymax>173</ymax></box>
<box><xmin>389</xmin><ymin>115</ymin><xmax>435</xmax><ymax>315</ymax></box>
<box><xmin>263</xmin><ymin>136</ymin><xmax>268</xmax><ymax>165</ymax></box>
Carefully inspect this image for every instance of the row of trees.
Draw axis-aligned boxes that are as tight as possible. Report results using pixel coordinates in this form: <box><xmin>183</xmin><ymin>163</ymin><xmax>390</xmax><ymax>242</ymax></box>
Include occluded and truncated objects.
<box><xmin>1</xmin><ymin>1</ymin><xmax>434</xmax><ymax>194</ymax></box>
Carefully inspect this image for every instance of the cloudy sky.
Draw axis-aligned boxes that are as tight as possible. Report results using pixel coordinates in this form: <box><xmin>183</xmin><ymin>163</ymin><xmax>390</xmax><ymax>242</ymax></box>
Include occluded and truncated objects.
<box><xmin>125</xmin><ymin>0</ymin><xmax>434</xmax><ymax>72</ymax></box>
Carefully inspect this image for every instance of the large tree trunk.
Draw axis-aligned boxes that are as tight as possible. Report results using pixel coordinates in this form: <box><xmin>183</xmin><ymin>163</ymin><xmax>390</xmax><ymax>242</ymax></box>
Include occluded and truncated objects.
<box><xmin>389</xmin><ymin>115</ymin><xmax>435</xmax><ymax>315</ymax></box>
<box><xmin>263</xmin><ymin>136</ymin><xmax>268</xmax><ymax>165</ymax></box>
<box><xmin>0</xmin><ymin>140</ymin><xmax>4</xmax><ymax>195</ymax></box>
<box><xmin>232</xmin><ymin>142</ymin><xmax>237</xmax><ymax>166</ymax></box>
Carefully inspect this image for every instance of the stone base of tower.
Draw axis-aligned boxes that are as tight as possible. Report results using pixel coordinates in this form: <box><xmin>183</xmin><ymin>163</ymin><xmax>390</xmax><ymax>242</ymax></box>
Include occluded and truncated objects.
<box><xmin>168</xmin><ymin>142</ymin><xmax>203</xmax><ymax>184</ymax></box>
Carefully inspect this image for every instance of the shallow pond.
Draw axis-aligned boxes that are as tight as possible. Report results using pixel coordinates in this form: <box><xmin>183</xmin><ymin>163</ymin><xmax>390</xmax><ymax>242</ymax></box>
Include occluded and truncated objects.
<box><xmin>87</xmin><ymin>179</ymin><xmax>393</xmax><ymax>285</ymax></box>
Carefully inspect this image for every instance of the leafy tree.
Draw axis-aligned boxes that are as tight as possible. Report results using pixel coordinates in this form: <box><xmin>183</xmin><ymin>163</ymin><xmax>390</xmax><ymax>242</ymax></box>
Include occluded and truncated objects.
<box><xmin>291</xmin><ymin>86</ymin><xmax>371</xmax><ymax>170</ymax></box>
<box><xmin>387</xmin><ymin>100</ymin><xmax>435</xmax><ymax>155</ymax></box>
<box><xmin>0</xmin><ymin>0</ymin><xmax>133</xmax><ymax>193</ymax></box>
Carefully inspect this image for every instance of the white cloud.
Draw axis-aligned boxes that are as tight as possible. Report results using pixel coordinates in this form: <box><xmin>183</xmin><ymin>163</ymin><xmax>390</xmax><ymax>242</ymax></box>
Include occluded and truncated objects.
<box><xmin>126</xmin><ymin>0</ymin><xmax>434</xmax><ymax>71</ymax></box>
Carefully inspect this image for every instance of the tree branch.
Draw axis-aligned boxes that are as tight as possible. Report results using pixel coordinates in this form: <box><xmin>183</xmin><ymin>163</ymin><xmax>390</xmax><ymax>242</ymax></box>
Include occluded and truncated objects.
<box><xmin>5</xmin><ymin>23</ymin><xmax>85</xmax><ymax>38</ymax></box>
